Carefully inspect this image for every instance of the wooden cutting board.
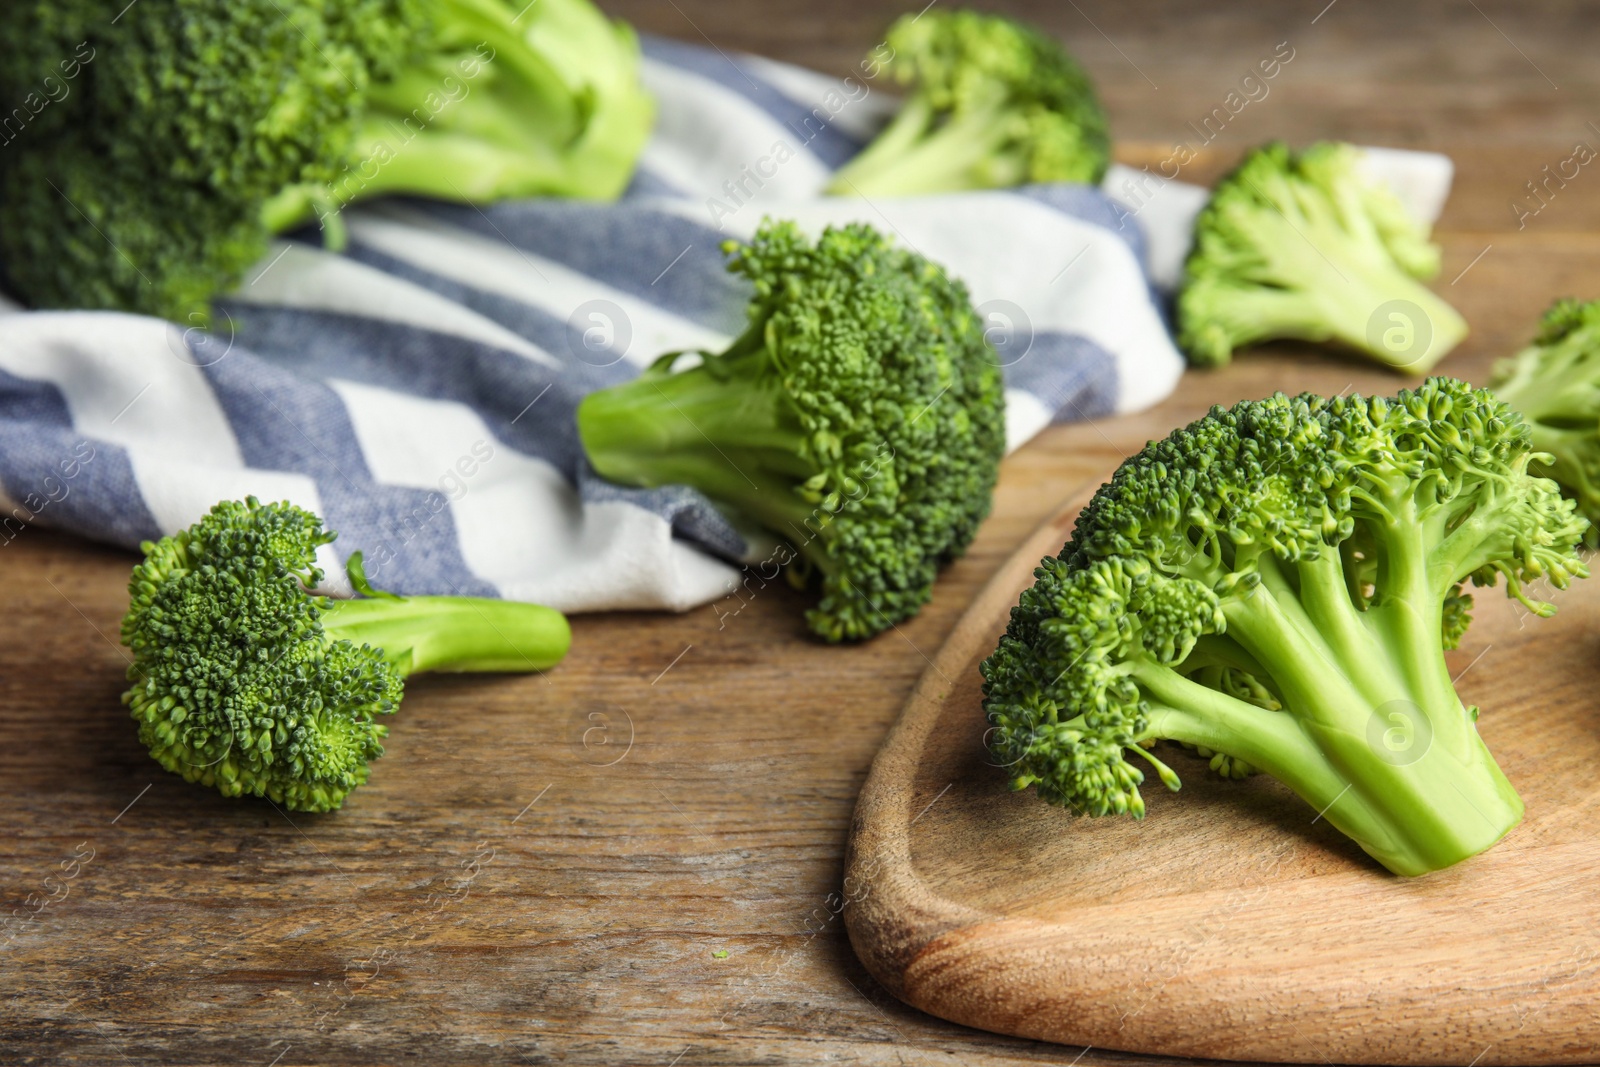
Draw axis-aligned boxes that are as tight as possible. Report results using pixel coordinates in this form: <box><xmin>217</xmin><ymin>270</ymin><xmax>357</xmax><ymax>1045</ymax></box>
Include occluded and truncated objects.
<box><xmin>843</xmin><ymin>479</ymin><xmax>1600</xmax><ymax>1066</ymax></box>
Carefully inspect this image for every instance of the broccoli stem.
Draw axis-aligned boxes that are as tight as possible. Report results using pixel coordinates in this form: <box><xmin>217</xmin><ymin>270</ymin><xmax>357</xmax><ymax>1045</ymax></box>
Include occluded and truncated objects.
<box><xmin>1148</xmin><ymin>536</ymin><xmax>1522</xmax><ymax>876</ymax></box>
<box><xmin>1494</xmin><ymin>338</ymin><xmax>1600</xmax><ymax>430</ymax></box>
<box><xmin>829</xmin><ymin>95</ymin><xmax>935</xmax><ymax>189</ymax></box>
<box><xmin>827</xmin><ymin>97</ymin><xmax>1020</xmax><ymax>197</ymax></box>
<box><xmin>259</xmin><ymin>0</ymin><xmax>645</xmax><ymax>235</ymax></box>
<box><xmin>430</xmin><ymin>0</ymin><xmax>582</xmax><ymax>111</ymax></box>
<box><xmin>1496</xmin><ymin>365</ymin><xmax>1584</xmax><ymax>425</ymax></box>
<box><xmin>1211</xmin><ymin>249</ymin><xmax>1468</xmax><ymax>374</ymax></box>
<box><xmin>324</xmin><ymin>595</ymin><xmax>571</xmax><ymax>674</ymax></box>
<box><xmin>260</xmin><ymin>101</ymin><xmax>583</xmax><ymax>236</ymax></box>
<box><xmin>576</xmin><ymin>350</ymin><xmax>830</xmax><ymax>551</ymax></box>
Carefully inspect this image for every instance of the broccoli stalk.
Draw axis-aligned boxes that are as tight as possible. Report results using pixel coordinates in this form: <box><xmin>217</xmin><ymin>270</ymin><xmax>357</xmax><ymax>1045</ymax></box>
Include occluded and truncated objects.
<box><xmin>321</xmin><ymin>591</ymin><xmax>568</xmax><ymax>675</ymax></box>
<box><xmin>826</xmin><ymin>9</ymin><xmax>1109</xmax><ymax>197</ymax></box>
<box><xmin>983</xmin><ymin>380</ymin><xmax>1587</xmax><ymax>876</ymax></box>
<box><xmin>576</xmin><ymin>351</ymin><xmax>816</xmax><ymax>541</ymax></box>
<box><xmin>261</xmin><ymin>0</ymin><xmax>653</xmax><ymax>236</ymax></box>
<box><xmin>1490</xmin><ymin>299</ymin><xmax>1600</xmax><ymax>524</ymax></box>
<box><xmin>576</xmin><ymin>220</ymin><xmax>1006</xmax><ymax>642</ymax></box>
<box><xmin>122</xmin><ymin>498</ymin><xmax>570</xmax><ymax>812</ymax></box>
<box><xmin>1179</xmin><ymin>142</ymin><xmax>1468</xmax><ymax>373</ymax></box>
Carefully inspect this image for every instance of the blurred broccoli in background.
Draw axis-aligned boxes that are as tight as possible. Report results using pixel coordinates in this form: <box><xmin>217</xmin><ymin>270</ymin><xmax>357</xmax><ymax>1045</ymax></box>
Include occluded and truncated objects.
<box><xmin>826</xmin><ymin>9</ymin><xmax>1109</xmax><ymax>197</ymax></box>
<box><xmin>1178</xmin><ymin>142</ymin><xmax>1467</xmax><ymax>373</ymax></box>
<box><xmin>0</xmin><ymin>0</ymin><xmax>653</xmax><ymax>323</ymax></box>
<box><xmin>1491</xmin><ymin>298</ymin><xmax>1600</xmax><ymax>525</ymax></box>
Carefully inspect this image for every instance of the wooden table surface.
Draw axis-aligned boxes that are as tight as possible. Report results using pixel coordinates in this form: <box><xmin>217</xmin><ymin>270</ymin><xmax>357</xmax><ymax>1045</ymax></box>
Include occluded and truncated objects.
<box><xmin>4</xmin><ymin>2</ymin><xmax>1597</xmax><ymax>1063</ymax></box>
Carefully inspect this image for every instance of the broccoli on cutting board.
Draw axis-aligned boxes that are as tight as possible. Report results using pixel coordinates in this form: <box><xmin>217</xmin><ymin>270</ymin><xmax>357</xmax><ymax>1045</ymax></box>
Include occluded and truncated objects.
<box><xmin>982</xmin><ymin>379</ymin><xmax>1587</xmax><ymax>876</ymax></box>
<box><xmin>826</xmin><ymin>9</ymin><xmax>1110</xmax><ymax>197</ymax></box>
<box><xmin>577</xmin><ymin>219</ymin><xmax>1007</xmax><ymax>643</ymax></box>
<box><xmin>122</xmin><ymin>498</ymin><xmax>571</xmax><ymax>812</ymax></box>
<box><xmin>1178</xmin><ymin>142</ymin><xmax>1468</xmax><ymax>373</ymax></box>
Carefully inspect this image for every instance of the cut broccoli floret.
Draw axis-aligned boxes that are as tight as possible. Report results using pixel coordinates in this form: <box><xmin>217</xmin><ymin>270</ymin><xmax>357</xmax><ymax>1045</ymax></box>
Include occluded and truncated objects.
<box><xmin>121</xmin><ymin>498</ymin><xmax>571</xmax><ymax>811</ymax></box>
<box><xmin>1178</xmin><ymin>142</ymin><xmax>1468</xmax><ymax>373</ymax></box>
<box><xmin>826</xmin><ymin>9</ymin><xmax>1109</xmax><ymax>197</ymax></box>
<box><xmin>576</xmin><ymin>220</ymin><xmax>1006</xmax><ymax>642</ymax></box>
<box><xmin>982</xmin><ymin>379</ymin><xmax>1587</xmax><ymax>876</ymax></box>
<box><xmin>1490</xmin><ymin>298</ymin><xmax>1600</xmax><ymax>525</ymax></box>
<box><xmin>0</xmin><ymin>0</ymin><xmax>653</xmax><ymax>323</ymax></box>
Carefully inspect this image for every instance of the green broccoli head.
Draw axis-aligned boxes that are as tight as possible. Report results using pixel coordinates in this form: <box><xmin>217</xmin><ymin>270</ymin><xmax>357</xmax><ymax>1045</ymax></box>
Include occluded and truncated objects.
<box><xmin>576</xmin><ymin>219</ymin><xmax>1007</xmax><ymax>642</ymax></box>
<box><xmin>0</xmin><ymin>0</ymin><xmax>382</xmax><ymax>321</ymax></box>
<box><xmin>982</xmin><ymin>379</ymin><xmax>1587</xmax><ymax>876</ymax></box>
<box><xmin>1490</xmin><ymin>298</ymin><xmax>1600</xmax><ymax>524</ymax></box>
<box><xmin>122</xmin><ymin>498</ymin><xmax>570</xmax><ymax>811</ymax></box>
<box><xmin>0</xmin><ymin>0</ymin><xmax>653</xmax><ymax>323</ymax></box>
<box><xmin>826</xmin><ymin>9</ymin><xmax>1109</xmax><ymax>197</ymax></box>
<box><xmin>1178</xmin><ymin>142</ymin><xmax>1468</xmax><ymax>373</ymax></box>
<box><xmin>122</xmin><ymin>499</ymin><xmax>397</xmax><ymax>811</ymax></box>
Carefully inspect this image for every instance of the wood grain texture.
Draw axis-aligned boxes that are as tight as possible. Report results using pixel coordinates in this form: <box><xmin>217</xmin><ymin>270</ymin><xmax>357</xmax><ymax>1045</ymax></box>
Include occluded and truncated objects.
<box><xmin>609</xmin><ymin>0</ymin><xmax>1600</xmax><ymax>153</ymax></box>
<box><xmin>3</xmin><ymin>1</ymin><xmax>1600</xmax><ymax>1063</ymax></box>
<box><xmin>843</xmin><ymin>480</ymin><xmax>1600</xmax><ymax>1065</ymax></box>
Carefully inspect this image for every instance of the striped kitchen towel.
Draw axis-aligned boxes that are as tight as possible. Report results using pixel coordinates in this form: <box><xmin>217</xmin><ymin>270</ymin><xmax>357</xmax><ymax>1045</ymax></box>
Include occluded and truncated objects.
<box><xmin>0</xmin><ymin>36</ymin><xmax>1452</xmax><ymax>615</ymax></box>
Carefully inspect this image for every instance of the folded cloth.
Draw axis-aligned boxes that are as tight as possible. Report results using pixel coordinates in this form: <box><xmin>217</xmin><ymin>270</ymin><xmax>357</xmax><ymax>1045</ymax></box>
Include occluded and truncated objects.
<box><xmin>0</xmin><ymin>38</ymin><xmax>1452</xmax><ymax>614</ymax></box>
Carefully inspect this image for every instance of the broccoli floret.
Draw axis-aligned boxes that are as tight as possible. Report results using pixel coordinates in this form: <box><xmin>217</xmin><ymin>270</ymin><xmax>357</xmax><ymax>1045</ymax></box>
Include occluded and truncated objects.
<box><xmin>0</xmin><ymin>0</ymin><xmax>652</xmax><ymax>323</ymax></box>
<box><xmin>1490</xmin><ymin>299</ymin><xmax>1600</xmax><ymax>525</ymax></box>
<box><xmin>0</xmin><ymin>0</ymin><xmax>368</xmax><ymax>322</ymax></box>
<box><xmin>121</xmin><ymin>498</ymin><xmax>571</xmax><ymax>812</ymax></box>
<box><xmin>576</xmin><ymin>220</ymin><xmax>1006</xmax><ymax>642</ymax></box>
<box><xmin>825</xmin><ymin>9</ymin><xmax>1109</xmax><ymax>197</ymax></box>
<box><xmin>261</xmin><ymin>0</ymin><xmax>655</xmax><ymax>231</ymax></box>
<box><xmin>982</xmin><ymin>379</ymin><xmax>1587</xmax><ymax>876</ymax></box>
<box><xmin>1178</xmin><ymin>142</ymin><xmax>1468</xmax><ymax>373</ymax></box>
